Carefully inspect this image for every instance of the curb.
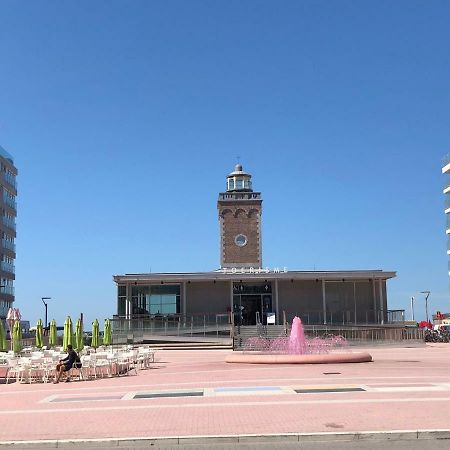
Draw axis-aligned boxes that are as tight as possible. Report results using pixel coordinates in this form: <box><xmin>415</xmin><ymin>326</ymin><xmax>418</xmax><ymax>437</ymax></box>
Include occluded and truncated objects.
<box><xmin>1</xmin><ymin>430</ymin><xmax>450</xmax><ymax>447</ymax></box>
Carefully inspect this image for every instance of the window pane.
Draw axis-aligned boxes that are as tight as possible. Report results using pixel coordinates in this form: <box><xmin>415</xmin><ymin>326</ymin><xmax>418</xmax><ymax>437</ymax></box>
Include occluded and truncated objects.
<box><xmin>160</xmin><ymin>294</ymin><xmax>176</xmax><ymax>305</ymax></box>
<box><xmin>149</xmin><ymin>294</ymin><xmax>161</xmax><ymax>306</ymax></box>
<box><xmin>151</xmin><ymin>285</ymin><xmax>180</xmax><ymax>295</ymax></box>
<box><xmin>118</xmin><ymin>285</ymin><xmax>126</xmax><ymax>296</ymax></box>
<box><xmin>149</xmin><ymin>304</ymin><xmax>161</xmax><ymax>314</ymax></box>
<box><xmin>161</xmin><ymin>303</ymin><xmax>176</xmax><ymax>314</ymax></box>
<box><xmin>118</xmin><ymin>298</ymin><xmax>126</xmax><ymax>316</ymax></box>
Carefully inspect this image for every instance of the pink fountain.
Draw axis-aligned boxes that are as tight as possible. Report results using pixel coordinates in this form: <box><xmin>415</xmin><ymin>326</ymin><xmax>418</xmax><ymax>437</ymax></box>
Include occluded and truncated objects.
<box><xmin>226</xmin><ymin>316</ymin><xmax>372</xmax><ymax>364</ymax></box>
<box><xmin>288</xmin><ymin>316</ymin><xmax>307</xmax><ymax>354</ymax></box>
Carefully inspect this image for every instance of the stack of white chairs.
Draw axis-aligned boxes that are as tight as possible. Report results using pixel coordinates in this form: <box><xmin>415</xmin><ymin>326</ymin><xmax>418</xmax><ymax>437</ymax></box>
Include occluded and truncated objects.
<box><xmin>137</xmin><ymin>347</ymin><xmax>155</xmax><ymax>369</ymax></box>
<box><xmin>95</xmin><ymin>353</ymin><xmax>114</xmax><ymax>378</ymax></box>
<box><xmin>80</xmin><ymin>355</ymin><xmax>95</xmax><ymax>380</ymax></box>
<box><xmin>116</xmin><ymin>350</ymin><xmax>138</xmax><ymax>376</ymax></box>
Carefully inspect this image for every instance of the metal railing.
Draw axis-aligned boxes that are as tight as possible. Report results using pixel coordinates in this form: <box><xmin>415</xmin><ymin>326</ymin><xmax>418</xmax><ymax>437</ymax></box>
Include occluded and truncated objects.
<box><xmin>0</xmin><ymin>261</ymin><xmax>15</xmax><ymax>274</ymax></box>
<box><xmin>219</xmin><ymin>192</ymin><xmax>261</xmax><ymax>201</ymax></box>
<box><xmin>110</xmin><ymin>313</ymin><xmax>233</xmax><ymax>343</ymax></box>
<box><xmin>233</xmin><ymin>324</ymin><xmax>425</xmax><ymax>350</ymax></box>
<box><xmin>4</xmin><ymin>172</ymin><xmax>16</xmax><ymax>190</ymax></box>
<box><xmin>2</xmin><ymin>192</ymin><xmax>16</xmax><ymax>210</ymax></box>
<box><xmin>387</xmin><ymin>309</ymin><xmax>406</xmax><ymax>323</ymax></box>
<box><xmin>2</xmin><ymin>239</ymin><xmax>15</xmax><ymax>252</ymax></box>
<box><xmin>303</xmin><ymin>325</ymin><xmax>424</xmax><ymax>342</ymax></box>
<box><xmin>283</xmin><ymin>309</ymin><xmax>395</xmax><ymax>326</ymax></box>
<box><xmin>0</xmin><ymin>285</ymin><xmax>14</xmax><ymax>296</ymax></box>
<box><xmin>2</xmin><ymin>216</ymin><xmax>15</xmax><ymax>231</ymax></box>
<box><xmin>109</xmin><ymin>308</ymin><xmax>412</xmax><ymax>345</ymax></box>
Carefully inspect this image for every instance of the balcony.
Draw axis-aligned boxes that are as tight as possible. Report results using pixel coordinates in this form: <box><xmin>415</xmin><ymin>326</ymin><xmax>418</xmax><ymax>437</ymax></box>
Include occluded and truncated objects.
<box><xmin>3</xmin><ymin>172</ymin><xmax>16</xmax><ymax>190</ymax></box>
<box><xmin>2</xmin><ymin>192</ymin><xmax>16</xmax><ymax>210</ymax></box>
<box><xmin>444</xmin><ymin>178</ymin><xmax>450</xmax><ymax>193</ymax></box>
<box><xmin>2</xmin><ymin>239</ymin><xmax>15</xmax><ymax>252</ymax></box>
<box><xmin>2</xmin><ymin>216</ymin><xmax>16</xmax><ymax>231</ymax></box>
<box><xmin>0</xmin><ymin>300</ymin><xmax>12</xmax><ymax>317</ymax></box>
<box><xmin>0</xmin><ymin>261</ymin><xmax>15</xmax><ymax>274</ymax></box>
<box><xmin>0</xmin><ymin>285</ymin><xmax>14</xmax><ymax>296</ymax></box>
<box><xmin>218</xmin><ymin>192</ymin><xmax>261</xmax><ymax>201</ymax></box>
<box><xmin>443</xmin><ymin>154</ymin><xmax>450</xmax><ymax>174</ymax></box>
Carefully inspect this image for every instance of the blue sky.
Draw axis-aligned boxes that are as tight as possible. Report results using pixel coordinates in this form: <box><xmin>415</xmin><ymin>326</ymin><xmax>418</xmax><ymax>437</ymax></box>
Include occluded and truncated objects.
<box><xmin>0</xmin><ymin>0</ymin><xmax>449</xmax><ymax>326</ymax></box>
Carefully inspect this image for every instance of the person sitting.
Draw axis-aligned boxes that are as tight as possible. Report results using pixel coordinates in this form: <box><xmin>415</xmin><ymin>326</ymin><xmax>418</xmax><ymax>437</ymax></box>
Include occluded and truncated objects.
<box><xmin>53</xmin><ymin>344</ymin><xmax>78</xmax><ymax>384</ymax></box>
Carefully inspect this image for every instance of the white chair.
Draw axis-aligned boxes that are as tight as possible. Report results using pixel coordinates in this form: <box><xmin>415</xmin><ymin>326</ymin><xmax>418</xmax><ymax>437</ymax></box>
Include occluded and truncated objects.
<box><xmin>9</xmin><ymin>358</ymin><xmax>31</xmax><ymax>383</ymax></box>
<box><xmin>68</xmin><ymin>364</ymin><xmax>84</xmax><ymax>381</ymax></box>
<box><xmin>117</xmin><ymin>351</ymin><xmax>138</xmax><ymax>376</ymax></box>
<box><xmin>6</xmin><ymin>358</ymin><xmax>24</xmax><ymax>384</ymax></box>
<box><xmin>137</xmin><ymin>348</ymin><xmax>155</xmax><ymax>369</ymax></box>
<box><xmin>95</xmin><ymin>354</ymin><xmax>112</xmax><ymax>378</ymax></box>
<box><xmin>29</xmin><ymin>357</ymin><xmax>47</xmax><ymax>383</ymax></box>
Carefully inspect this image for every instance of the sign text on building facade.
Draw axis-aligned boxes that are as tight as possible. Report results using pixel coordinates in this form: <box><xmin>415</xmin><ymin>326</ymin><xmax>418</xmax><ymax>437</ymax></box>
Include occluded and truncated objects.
<box><xmin>218</xmin><ymin>267</ymin><xmax>288</xmax><ymax>274</ymax></box>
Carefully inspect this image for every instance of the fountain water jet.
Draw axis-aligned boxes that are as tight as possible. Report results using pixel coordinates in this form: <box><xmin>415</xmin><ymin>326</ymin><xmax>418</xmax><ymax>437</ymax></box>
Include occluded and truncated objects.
<box><xmin>226</xmin><ymin>316</ymin><xmax>372</xmax><ymax>364</ymax></box>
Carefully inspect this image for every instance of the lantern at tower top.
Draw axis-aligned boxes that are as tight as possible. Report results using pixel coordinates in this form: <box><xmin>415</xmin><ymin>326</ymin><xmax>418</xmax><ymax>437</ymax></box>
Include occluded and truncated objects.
<box><xmin>226</xmin><ymin>164</ymin><xmax>253</xmax><ymax>192</ymax></box>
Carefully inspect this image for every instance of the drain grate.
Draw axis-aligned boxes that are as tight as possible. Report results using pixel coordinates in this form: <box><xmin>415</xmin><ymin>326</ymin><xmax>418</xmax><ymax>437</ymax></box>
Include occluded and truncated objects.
<box><xmin>295</xmin><ymin>387</ymin><xmax>365</xmax><ymax>394</ymax></box>
<box><xmin>133</xmin><ymin>391</ymin><xmax>204</xmax><ymax>399</ymax></box>
<box><xmin>323</xmin><ymin>372</ymin><xmax>341</xmax><ymax>375</ymax></box>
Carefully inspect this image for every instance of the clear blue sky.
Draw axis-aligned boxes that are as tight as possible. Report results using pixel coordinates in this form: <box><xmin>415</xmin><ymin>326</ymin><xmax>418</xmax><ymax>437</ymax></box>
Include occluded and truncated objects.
<box><xmin>1</xmin><ymin>0</ymin><xmax>449</xmax><ymax>327</ymax></box>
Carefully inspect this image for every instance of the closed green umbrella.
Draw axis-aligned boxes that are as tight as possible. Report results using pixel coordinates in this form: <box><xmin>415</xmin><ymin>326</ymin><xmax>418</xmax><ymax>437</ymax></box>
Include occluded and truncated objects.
<box><xmin>103</xmin><ymin>319</ymin><xmax>112</xmax><ymax>346</ymax></box>
<box><xmin>91</xmin><ymin>319</ymin><xmax>99</xmax><ymax>349</ymax></box>
<box><xmin>0</xmin><ymin>320</ymin><xmax>6</xmax><ymax>352</ymax></box>
<box><xmin>63</xmin><ymin>316</ymin><xmax>73</xmax><ymax>352</ymax></box>
<box><xmin>49</xmin><ymin>319</ymin><xmax>57</xmax><ymax>347</ymax></box>
<box><xmin>35</xmin><ymin>319</ymin><xmax>44</xmax><ymax>349</ymax></box>
<box><xmin>75</xmin><ymin>318</ymin><xmax>84</xmax><ymax>352</ymax></box>
<box><xmin>13</xmin><ymin>320</ymin><xmax>22</xmax><ymax>354</ymax></box>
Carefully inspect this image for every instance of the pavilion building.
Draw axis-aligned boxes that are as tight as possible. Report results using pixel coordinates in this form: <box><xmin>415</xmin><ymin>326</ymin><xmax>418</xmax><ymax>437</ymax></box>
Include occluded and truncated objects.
<box><xmin>114</xmin><ymin>164</ymin><xmax>395</xmax><ymax>326</ymax></box>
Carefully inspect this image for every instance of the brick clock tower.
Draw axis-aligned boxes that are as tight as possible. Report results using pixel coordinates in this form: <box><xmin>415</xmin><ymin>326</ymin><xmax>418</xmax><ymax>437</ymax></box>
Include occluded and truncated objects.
<box><xmin>218</xmin><ymin>164</ymin><xmax>262</xmax><ymax>269</ymax></box>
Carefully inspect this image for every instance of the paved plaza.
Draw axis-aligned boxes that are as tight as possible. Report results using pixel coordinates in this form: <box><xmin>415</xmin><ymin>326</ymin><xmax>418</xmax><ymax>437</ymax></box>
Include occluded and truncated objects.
<box><xmin>2</xmin><ymin>343</ymin><xmax>450</xmax><ymax>447</ymax></box>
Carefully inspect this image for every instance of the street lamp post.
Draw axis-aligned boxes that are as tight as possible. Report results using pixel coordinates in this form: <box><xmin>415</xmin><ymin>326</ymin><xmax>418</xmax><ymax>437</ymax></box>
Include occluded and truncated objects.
<box><xmin>420</xmin><ymin>291</ymin><xmax>431</xmax><ymax>324</ymax></box>
<box><xmin>411</xmin><ymin>296</ymin><xmax>415</xmax><ymax>321</ymax></box>
<box><xmin>41</xmin><ymin>297</ymin><xmax>51</xmax><ymax>329</ymax></box>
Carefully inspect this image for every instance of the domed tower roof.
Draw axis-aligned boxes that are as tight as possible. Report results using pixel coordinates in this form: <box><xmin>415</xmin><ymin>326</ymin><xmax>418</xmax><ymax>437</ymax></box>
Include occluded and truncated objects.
<box><xmin>226</xmin><ymin>164</ymin><xmax>253</xmax><ymax>192</ymax></box>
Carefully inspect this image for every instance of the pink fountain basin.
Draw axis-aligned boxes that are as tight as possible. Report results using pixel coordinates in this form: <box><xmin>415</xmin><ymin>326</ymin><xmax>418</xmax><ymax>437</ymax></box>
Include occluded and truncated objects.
<box><xmin>225</xmin><ymin>351</ymin><xmax>373</xmax><ymax>364</ymax></box>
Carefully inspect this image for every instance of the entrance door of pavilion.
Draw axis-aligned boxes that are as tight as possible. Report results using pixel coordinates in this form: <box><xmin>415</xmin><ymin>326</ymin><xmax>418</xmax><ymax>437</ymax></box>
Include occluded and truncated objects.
<box><xmin>233</xmin><ymin>281</ymin><xmax>272</xmax><ymax>325</ymax></box>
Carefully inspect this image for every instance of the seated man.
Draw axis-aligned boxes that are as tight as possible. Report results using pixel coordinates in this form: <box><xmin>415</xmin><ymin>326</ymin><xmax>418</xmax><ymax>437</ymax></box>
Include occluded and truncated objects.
<box><xmin>53</xmin><ymin>344</ymin><xmax>78</xmax><ymax>384</ymax></box>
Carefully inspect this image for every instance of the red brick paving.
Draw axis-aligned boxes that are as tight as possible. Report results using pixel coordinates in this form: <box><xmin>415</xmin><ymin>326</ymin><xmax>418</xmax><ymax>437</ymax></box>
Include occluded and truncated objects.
<box><xmin>1</xmin><ymin>343</ymin><xmax>450</xmax><ymax>443</ymax></box>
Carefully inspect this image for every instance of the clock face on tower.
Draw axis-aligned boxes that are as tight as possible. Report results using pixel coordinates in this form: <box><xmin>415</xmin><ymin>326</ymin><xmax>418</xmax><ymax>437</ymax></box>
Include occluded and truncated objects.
<box><xmin>234</xmin><ymin>234</ymin><xmax>248</xmax><ymax>247</ymax></box>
